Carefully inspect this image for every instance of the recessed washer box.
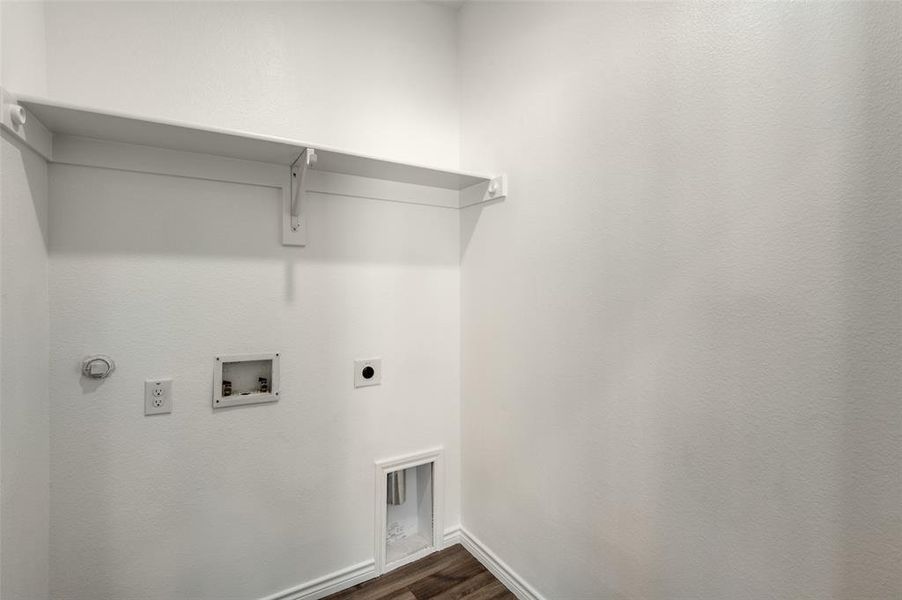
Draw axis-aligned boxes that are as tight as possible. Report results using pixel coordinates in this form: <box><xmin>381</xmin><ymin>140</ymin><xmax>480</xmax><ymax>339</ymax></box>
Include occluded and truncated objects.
<box><xmin>213</xmin><ymin>353</ymin><xmax>280</xmax><ymax>408</ymax></box>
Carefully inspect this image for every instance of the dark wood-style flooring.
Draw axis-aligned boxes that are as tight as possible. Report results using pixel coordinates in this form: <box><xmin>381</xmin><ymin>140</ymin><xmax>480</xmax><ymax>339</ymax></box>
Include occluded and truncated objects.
<box><xmin>324</xmin><ymin>544</ymin><xmax>515</xmax><ymax>600</ymax></box>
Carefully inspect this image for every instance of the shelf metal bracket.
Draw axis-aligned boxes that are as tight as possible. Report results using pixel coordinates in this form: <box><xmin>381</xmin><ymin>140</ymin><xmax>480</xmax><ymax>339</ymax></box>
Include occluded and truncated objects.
<box><xmin>283</xmin><ymin>147</ymin><xmax>316</xmax><ymax>246</ymax></box>
<box><xmin>291</xmin><ymin>147</ymin><xmax>317</xmax><ymax>230</ymax></box>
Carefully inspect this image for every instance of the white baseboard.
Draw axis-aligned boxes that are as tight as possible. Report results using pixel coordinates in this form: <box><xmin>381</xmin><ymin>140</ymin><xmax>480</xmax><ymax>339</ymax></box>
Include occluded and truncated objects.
<box><xmin>258</xmin><ymin>524</ymin><xmax>540</xmax><ymax>600</ymax></box>
<box><xmin>458</xmin><ymin>527</ymin><xmax>546</xmax><ymax>600</ymax></box>
<box><xmin>260</xmin><ymin>525</ymin><xmax>462</xmax><ymax>600</ymax></box>
<box><xmin>443</xmin><ymin>525</ymin><xmax>462</xmax><ymax>547</ymax></box>
<box><xmin>260</xmin><ymin>559</ymin><xmax>376</xmax><ymax>600</ymax></box>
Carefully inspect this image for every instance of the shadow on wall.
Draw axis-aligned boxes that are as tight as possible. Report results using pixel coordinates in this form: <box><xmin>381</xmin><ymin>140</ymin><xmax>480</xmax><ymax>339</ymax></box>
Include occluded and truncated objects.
<box><xmin>459</xmin><ymin>196</ymin><xmax>504</xmax><ymax>260</ymax></box>
<box><xmin>47</xmin><ymin>165</ymin><xmax>460</xmax><ymax>267</ymax></box>
<box><xmin>2</xmin><ymin>129</ymin><xmax>50</xmax><ymax>249</ymax></box>
<box><xmin>47</xmin><ymin>164</ymin><xmax>461</xmax><ymax>304</ymax></box>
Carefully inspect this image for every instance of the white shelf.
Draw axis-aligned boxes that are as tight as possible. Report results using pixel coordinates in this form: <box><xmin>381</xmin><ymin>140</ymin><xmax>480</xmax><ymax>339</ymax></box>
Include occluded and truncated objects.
<box><xmin>20</xmin><ymin>96</ymin><xmax>303</xmax><ymax>165</ymax></box>
<box><xmin>313</xmin><ymin>149</ymin><xmax>486</xmax><ymax>191</ymax></box>
<box><xmin>2</xmin><ymin>89</ymin><xmax>506</xmax><ymax>246</ymax></box>
<box><xmin>12</xmin><ymin>93</ymin><xmax>496</xmax><ymax>190</ymax></box>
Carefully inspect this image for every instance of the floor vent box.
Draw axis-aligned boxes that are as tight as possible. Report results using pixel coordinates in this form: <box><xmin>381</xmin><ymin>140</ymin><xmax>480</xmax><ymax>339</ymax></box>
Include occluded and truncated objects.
<box><xmin>375</xmin><ymin>448</ymin><xmax>444</xmax><ymax>573</ymax></box>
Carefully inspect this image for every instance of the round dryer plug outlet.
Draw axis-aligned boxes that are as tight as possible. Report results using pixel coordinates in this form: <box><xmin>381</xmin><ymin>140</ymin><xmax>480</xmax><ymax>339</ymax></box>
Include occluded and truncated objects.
<box><xmin>354</xmin><ymin>358</ymin><xmax>382</xmax><ymax>388</ymax></box>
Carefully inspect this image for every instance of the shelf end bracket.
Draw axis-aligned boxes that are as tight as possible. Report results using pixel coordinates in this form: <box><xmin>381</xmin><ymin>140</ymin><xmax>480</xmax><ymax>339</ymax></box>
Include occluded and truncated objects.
<box><xmin>460</xmin><ymin>173</ymin><xmax>508</xmax><ymax>208</ymax></box>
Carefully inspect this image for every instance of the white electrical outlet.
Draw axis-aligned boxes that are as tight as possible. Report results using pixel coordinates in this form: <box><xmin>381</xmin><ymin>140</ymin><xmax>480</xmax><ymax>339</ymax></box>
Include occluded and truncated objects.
<box><xmin>144</xmin><ymin>379</ymin><xmax>172</xmax><ymax>415</ymax></box>
<box><xmin>354</xmin><ymin>358</ymin><xmax>382</xmax><ymax>388</ymax></box>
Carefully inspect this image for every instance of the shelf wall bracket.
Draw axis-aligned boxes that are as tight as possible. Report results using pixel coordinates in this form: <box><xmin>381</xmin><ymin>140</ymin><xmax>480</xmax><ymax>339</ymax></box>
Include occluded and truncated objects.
<box><xmin>460</xmin><ymin>173</ymin><xmax>508</xmax><ymax>208</ymax></box>
<box><xmin>283</xmin><ymin>147</ymin><xmax>316</xmax><ymax>246</ymax></box>
<box><xmin>0</xmin><ymin>89</ymin><xmax>53</xmax><ymax>161</ymax></box>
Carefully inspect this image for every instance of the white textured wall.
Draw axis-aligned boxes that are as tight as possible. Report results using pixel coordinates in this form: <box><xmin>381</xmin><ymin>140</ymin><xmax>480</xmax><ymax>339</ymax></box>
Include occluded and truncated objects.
<box><xmin>1</xmin><ymin>3</ymin><xmax>50</xmax><ymax>596</ymax></box>
<box><xmin>459</xmin><ymin>3</ymin><xmax>902</xmax><ymax>599</ymax></box>
<box><xmin>49</xmin><ymin>164</ymin><xmax>460</xmax><ymax>600</ymax></box>
<box><xmin>0</xmin><ymin>0</ymin><xmax>47</xmax><ymax>95</ymax></box>
<box><xmin>40</xmin><ymin>2</ymin><xmax>462</xmax><ymax>599</ymax></box>
<box><xmin>44</xmin><ymin>1</ymin><xmax>460</xmax><ymax>168</ymax></box>
<box><xmin>1</xmin><ymin>131</ymin><xmax>50</xmax><ymax>600</ymax></box>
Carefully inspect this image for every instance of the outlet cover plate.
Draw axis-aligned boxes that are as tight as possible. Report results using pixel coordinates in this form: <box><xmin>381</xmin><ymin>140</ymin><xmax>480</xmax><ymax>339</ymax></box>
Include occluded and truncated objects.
<box><xmin>354</xmin><ymin>358</ymin><xmax>382</xmax><ymax>388</ymax></box>
<box><xmin>145</xmin><ymin>379</ymin><xmax>172</xmax><ymax>415</ymax></box>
